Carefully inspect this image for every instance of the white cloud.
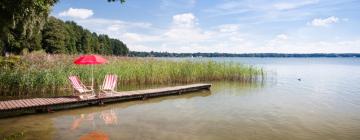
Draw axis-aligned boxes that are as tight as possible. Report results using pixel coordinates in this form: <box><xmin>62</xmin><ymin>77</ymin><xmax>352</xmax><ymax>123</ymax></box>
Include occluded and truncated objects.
<box><xmin>217</xmin><ymin>24</ymin><xmax>241</xmax><ymax>33</ymax></box>
<box><xmin>263</xmin><ymin>33</ymin><xmax>360</xmax><ymax>53</ymax></box>
<box><xmin>79</xmin><ymin>13</ymin><xmax>208</xmax><ymax>46</ymax></box>
<box><xmin>73</xmin><ymin>18</ymin><xmax>152</xmax><ymax>33</ymax></box>
<box><xmin>108</xmin><ymin>13</ymin><xmax>240</xmax><ymax>53</ymax></box>
<box><xmin>59</xmin><ymin>8</ymin><xmax>94</xmax><ymax>19</ymax></box>
<box><xmin>267</xmin><ymin>34</ymin><xmax>289</xmax><ymax>47</ymax></box>
<box><xmin>163</xmin><ymin>13</ymin><xmax>211</xmax><ymax>42</ymax></box>
<box><xmin>128</xmin><ymin>44</ymin><xmax>155</xmax><ymax>52</ymax></box>
<box><xmin>308</xmin><ymin>16</ymin><xmax>339</xmax><ymax>27</ymax></box>
<box><xmin>107</xmin><ymin>24</ymin><xmax>124</xmax><ymax>32</ymax></box>
<box><xmin>273</xmin><ymin>0</ymin><xmax>319</xmax><ymax>10</ymax></box>
<box><xmin>172</xmin><ymin>13</ymin><xmax>197</xmax><ymax>28</ymax></box>
<box><xmin>276</xmin><ymin>34</ymin><xmax>288</xmax><ymax>40</ymax></box>
<box><xmin>204</xmin><ymin>0</ymin><xmax>339</xmax><ymax>23</ymax></box>
<box><xmin>164</xmin><ymin>28</ymin><xmax>211</xmax><ymax>42</ymax></box>
<box><xmin>123</xmin><ymin>33</ymin><xmax>162</xmax><ymax>42</ymax></box>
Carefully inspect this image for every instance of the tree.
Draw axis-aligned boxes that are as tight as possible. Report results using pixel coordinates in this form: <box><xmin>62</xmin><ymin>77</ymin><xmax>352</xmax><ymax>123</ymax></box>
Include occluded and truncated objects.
<box><xmin>0</xmin><ymin>0</ymin><xmax>58</xmax><ymax>55</ymax></box>
<box><xmin>41</xmin><ymin>16</ymin><xmax>130</xmax><ymax>55</ymax></box>
<box><xmin>42</xmin><ymin>17</ymin><xmax>68</xmax><ymax>53</ymax></box>
<box><xmin>64</xmin><ymin>23</ymin><xmax>78</xmax><ymax>54</ymax></box>
<box><xmin>110</xmin><ymin>39</ymin><xmax>128</xmax><ymax>56</ymax></box>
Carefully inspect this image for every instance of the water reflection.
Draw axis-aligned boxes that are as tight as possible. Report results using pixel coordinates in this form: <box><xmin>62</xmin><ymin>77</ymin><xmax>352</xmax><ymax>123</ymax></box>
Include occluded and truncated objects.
<box><xmin>79</xmin><ymin>131</ymin><xmax>109</xmax><ymax>140</ymax></box>
<box><xmin>70</xmin><ymin>110</ymin><xmax>119</xmax><ymax>131</ymax></box>
<box><xmin>210</xmin><ymin>81</ymin><xmax>266</xmax><ymax>96</ymax></box>
<box><xmin>70</xmin><ymin>113</ymin><xmax>95</xmax><ymax>130</ymax></box>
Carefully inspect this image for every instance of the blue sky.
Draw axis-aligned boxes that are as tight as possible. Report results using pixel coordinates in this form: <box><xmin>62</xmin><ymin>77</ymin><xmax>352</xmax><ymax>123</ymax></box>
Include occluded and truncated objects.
<box><xmin>52</xmin><ymin>0</ymin><xmax>360</xmax><ymax>53</ymax></box>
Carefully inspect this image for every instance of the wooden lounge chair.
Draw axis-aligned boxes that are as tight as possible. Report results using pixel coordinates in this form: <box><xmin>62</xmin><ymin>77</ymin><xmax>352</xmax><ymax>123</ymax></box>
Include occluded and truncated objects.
<box><xmin>68</xmin><ymin>76</ymin><xmax>95</xmax><ymax>99</ymax></box>
<box><xmin>100</xmin><ymin>74</ymin><xmax>118</xmax><ymax>95</ymax></box>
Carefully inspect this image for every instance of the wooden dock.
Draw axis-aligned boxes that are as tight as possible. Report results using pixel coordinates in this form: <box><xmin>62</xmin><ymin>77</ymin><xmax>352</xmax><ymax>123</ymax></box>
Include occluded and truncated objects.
<box><xmin>0</xmin><ymin>83</ymin><xmax>211</xmax><ymax>117</ymax></box>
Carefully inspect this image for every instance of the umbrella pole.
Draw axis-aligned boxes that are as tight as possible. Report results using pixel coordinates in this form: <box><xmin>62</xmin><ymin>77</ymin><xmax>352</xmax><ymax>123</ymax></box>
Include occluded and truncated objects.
<box><xmin>91</xmin><ymin>65</ymin><xmax>94</xmax><ymax>94</ymax></box>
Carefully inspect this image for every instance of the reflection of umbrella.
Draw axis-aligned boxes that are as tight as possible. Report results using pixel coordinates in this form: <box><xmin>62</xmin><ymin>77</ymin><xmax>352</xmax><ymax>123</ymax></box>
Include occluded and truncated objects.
<box><xmin>74</xmin><ymin>55</ymin><xmax>107</xmax><ymax>91</ymax></box>
<box><xmin>79</xmin><ymin>131</ymin><xmax>109</xmax><ymax>140</ymax></box>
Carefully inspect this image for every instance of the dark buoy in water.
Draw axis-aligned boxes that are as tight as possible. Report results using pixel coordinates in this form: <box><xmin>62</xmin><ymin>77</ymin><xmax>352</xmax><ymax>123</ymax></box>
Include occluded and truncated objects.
<box><xmin>298</xmin><ymin>78</ymin><xmax>301</xmax><ymax>81</ymax></box>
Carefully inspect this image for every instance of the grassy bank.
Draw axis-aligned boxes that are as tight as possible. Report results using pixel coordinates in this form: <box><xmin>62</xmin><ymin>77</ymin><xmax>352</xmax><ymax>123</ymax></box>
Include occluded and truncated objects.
<box><xmin>0</xmin><ymin>52</ymin><xmax>263</xmax><ymax>97</ymax></box>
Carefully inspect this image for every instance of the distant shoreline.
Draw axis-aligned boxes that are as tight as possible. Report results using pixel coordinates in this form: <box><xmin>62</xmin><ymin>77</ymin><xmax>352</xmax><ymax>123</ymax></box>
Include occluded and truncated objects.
<box><xmin>129</xmin><ymin>52</ymin><xmax>360</xmax><ymax>57</ymax></box>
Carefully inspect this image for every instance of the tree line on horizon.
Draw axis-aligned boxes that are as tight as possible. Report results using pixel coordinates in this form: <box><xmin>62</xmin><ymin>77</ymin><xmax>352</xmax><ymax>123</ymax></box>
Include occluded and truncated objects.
<box><xmin>0</xmin><ymin>0</ymin><xmax>128</xmax><ymax>56</ymax></box>
<box><xmin>129</xmin><ymin>51</ymin><xmax>360</xmax><ymax>57</ymax></box>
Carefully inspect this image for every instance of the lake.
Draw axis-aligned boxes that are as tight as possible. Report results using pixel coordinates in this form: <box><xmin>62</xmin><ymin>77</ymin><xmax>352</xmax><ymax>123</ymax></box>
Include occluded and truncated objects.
<box><xmin>1</xmin><ymin>58</ymin><xmax>360</xmax><ymax>140</ymax></box>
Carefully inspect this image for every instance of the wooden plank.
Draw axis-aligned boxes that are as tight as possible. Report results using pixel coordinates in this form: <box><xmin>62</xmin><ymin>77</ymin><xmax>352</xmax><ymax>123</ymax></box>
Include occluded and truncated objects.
<box><xmin>0</xmin><ymin>102</ymin><xmax>4</xmax><ymax>110</ymax></box>
<box><xmin>58</xmin><ymin>97</ymin><xmax>73</xmax><ymax>104</ymax></box>
<box><xmin>9</xmin><ymin>101</ymin><xmax>19</xmax><ymax>109</ymax></box>
<box><xmin>52</xmin><ymin>98</ymin><xmax>63</xmax><ymax>104</ymax></box>
<box><xmin>30</xmin><ymin>98</ymin><xmax>42</xmax><ymax>106</ymax></box>
<box><xmin>0</xmin><ymin>102</ymin><xmax>10</xmax><ymax>110</ymax></box>
<box><xmin>54</xmin><ymin>98</ymin><xmax>66</xmax><ymax>104</ymax></box>
<box><xmin>44</xmin><ymin>98</ymin><xmax>54</xmax><ymax>104</ymax></box>
<box><xmin>57</xmin><ymin>98</ymin><xmax>67</xmax><ymax>104</ymax></box>
<box><xmin>44</xmin><ymin>98</ymin><xmax>56</xmax><ymax>105</ymax></box>
<box><xmin>56</xmin><ymin>98</ymin><xmax>66</xmax><ymax>103</ymax></box>
<box><xmin>58</xmin><ymin>98</ymin><xmax>67</xmax><ymax>103</ymax></box>
<box><xmin>21</xmin><ymin>99</ymin><xmax>32</xmax><ymax>107</ymax></box>
<box><xmin>26</xmin><ymin>99</ymin><xmax>37</xmax><ymax>107</ymax></box>
<box><xmin>41</xmin><ymin>98</ymin><xmax>51</xmax><ymax>105</ymax></box>
<box><xmin>50</xmin><ymin>98</ymin><xmax>59</xmax><ymax>104</ymax></box>
<box><xmin>61</xmin><ymin>98</ymin><xmax>73</xmax><ymax>103</ymax></box>
<box><xmin>18</xmin><ymin>100</ymin><xmax>28</xmax><ymax>108</ymax></box>
<box><xmin>24</xmin><ymin>99</ymin><xmax>36</xmax><ymax>107</ymax></box>
<box><xmin>39</xmin><ymin>98</ymin><xmax>51</xmax><ymax>105</ymax></box>
<box><xmin>59</xmin><ymin>98</ymin><xmax>69</xmax><ymax>103</ymax></box>
<box><xmin>36</xmin><ymin>98</ymin><xmax>49</xmax><ymax>106</ymax></box>
<box><xmin>14</xmin><ymin>100</ymin><xmax>26</xmax><ymax>108</ymax></box>
<box><xmin>6</xmin><ymin>101</ymin><xmax>16</xmax><ymax>109</ymax></box>
<box><xmin>7</xmin><ymin>101</ymin><xmax>14</xmax><ymax>109</ymax></box>
<box><xmin>0</xmin><ymin>102</ymin><xmax>9</xmax><ymax>110</ymax></box>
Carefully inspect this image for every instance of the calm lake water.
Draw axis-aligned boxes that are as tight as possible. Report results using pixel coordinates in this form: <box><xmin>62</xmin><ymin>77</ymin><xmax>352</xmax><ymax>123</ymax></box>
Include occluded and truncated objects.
<box><xmin>1</xmin><ymin>58</ymin><xmax>360</xmax><ymax>140</ymax></box>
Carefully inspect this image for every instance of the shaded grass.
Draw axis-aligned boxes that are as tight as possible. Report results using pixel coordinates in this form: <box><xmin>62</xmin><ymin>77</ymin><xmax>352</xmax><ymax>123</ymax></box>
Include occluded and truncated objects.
<box><xmin>0</xmin><ymin>52</ymin><xmax>264</xmax><ymax>97</ymax></box>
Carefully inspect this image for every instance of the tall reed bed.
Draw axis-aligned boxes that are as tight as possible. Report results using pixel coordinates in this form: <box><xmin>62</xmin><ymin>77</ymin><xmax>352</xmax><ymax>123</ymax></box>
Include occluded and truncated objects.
<box><xmin>0</xmin><ymin>52</ymin><xmax>263</xmax><ymax>97</ymax></box>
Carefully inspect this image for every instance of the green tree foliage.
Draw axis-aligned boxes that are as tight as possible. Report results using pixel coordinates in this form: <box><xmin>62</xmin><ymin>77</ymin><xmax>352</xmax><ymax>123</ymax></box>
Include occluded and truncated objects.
<box><xmin>42</xmin><ymin>17</ymin><xmax>68</xmax><ymax>53</ymax></box>
<box><xmin>42</xmin><ymin>17</ymin><xmax>128</xmax><ymax>55</ymax></box>
<box><xmin>111</xmin><ymin>39</ymin><xmax>129</xmax><ymax>55</ymax></box>
<box><xmin>0</xmin><ymin>0</ymin><xmax>58</xmax><ymax>55</ymax></box>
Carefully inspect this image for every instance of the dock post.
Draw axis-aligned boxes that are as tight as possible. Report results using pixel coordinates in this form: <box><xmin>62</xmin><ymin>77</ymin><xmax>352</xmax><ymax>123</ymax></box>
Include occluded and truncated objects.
<box><xmin>99</xmin><ymin>100</ymin><xmax>104</xmax><ymax>105</ymax></box>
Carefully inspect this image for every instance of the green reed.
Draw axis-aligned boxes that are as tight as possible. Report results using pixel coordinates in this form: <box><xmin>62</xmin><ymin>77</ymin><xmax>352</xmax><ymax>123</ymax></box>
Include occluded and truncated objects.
<box><xmin>0</xmin><ymin>52</ymin><xmax>263</xmax><ymax>96</ymax></box>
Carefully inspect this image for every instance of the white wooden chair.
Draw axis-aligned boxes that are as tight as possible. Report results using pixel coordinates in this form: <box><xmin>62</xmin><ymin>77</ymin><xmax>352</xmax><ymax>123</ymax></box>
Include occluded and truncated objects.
<box><xmin>100</xmin><ymin>74</ymin><xmax>118</xmax><ymax>95</ymax></box>
<box><xmin>68</xmin><ymin>76</ymin><xmax>95</xmax><ymax>99</ymax></box>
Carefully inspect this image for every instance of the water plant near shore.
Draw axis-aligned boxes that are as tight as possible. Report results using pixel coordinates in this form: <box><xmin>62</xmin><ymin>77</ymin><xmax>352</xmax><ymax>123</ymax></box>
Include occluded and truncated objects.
<box><xmin>0</xmin><ymin>52</ymin><xmax>263</xmax><ymax>97</ymax></box>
